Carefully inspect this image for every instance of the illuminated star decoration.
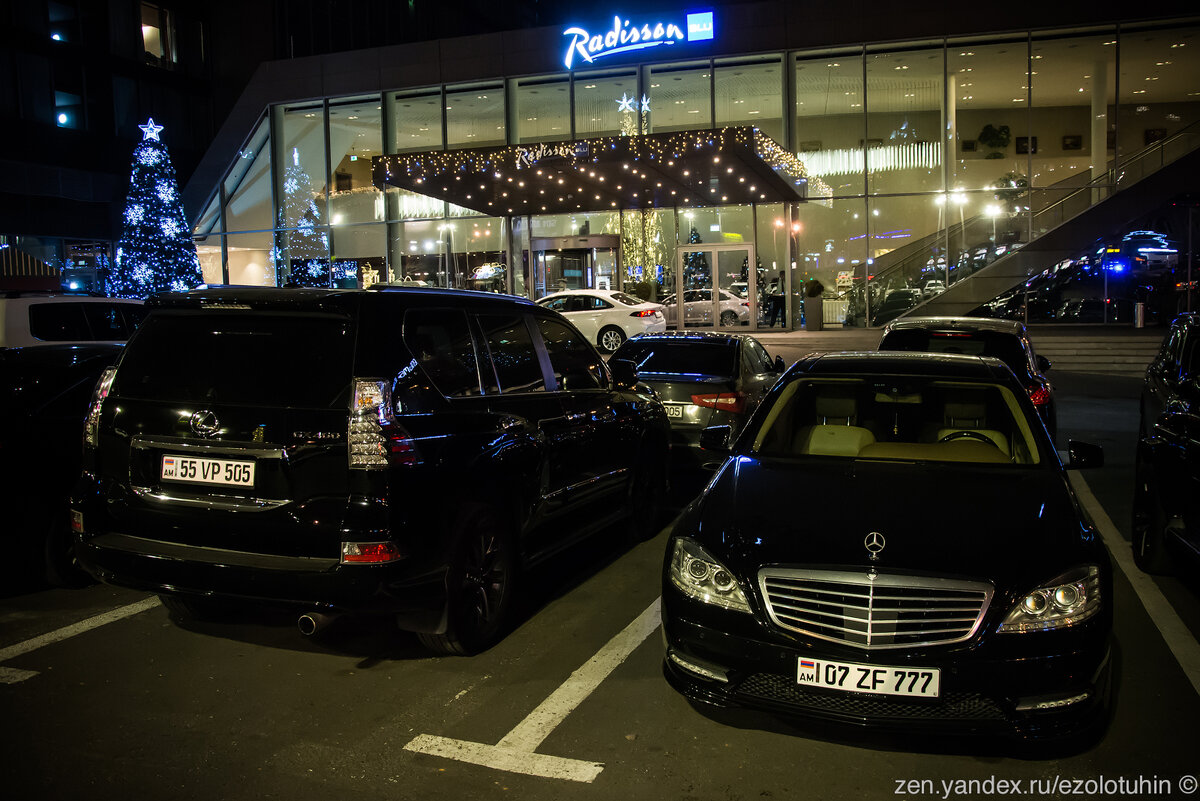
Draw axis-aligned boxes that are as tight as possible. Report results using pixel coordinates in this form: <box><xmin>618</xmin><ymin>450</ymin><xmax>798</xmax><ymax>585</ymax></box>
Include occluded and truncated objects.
<box><xmin>138</xmin><ymin>118</ymin><xmax>164</xmax><ymax>141</ymax></box>
<box><xmin>616</xmin><ymin>93</ymin><xmax>636</xmax><ymax>113</ymax></box>
<box><xmin>640</xmin><ymin>95</ymin><xmax>651</xmax><ymax>114</ymax></box>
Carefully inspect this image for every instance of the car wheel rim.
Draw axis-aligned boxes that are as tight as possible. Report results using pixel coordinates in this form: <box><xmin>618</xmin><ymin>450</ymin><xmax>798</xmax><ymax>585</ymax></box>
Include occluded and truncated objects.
<box><xmin>460</xmin><ymin>528</ymin><xmax>507</xmax><ymax>629</ymax></box>
<box><xmin>602</xmin><ymin>331</ymin><xmax>622</xmax><ymax>351</ymax></box>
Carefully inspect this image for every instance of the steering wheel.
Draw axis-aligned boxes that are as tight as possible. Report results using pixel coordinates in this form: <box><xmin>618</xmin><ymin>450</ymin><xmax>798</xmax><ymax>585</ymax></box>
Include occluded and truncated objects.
<box><xmin>938</xmin><ymin>430</ymin><xmax>997</xmax><ymax>446</ymax></box>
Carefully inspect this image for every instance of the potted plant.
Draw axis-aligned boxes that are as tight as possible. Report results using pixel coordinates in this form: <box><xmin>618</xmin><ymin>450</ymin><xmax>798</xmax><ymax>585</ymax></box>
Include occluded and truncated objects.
<box><xmin>978</xmin><ymin>124</ymin><xmax>1011</xmax><ymax>159</ymax></box>
<box><xmin>803</xmin><ymin>278</ymin><xmax>826</xmax><ymax>331</ymax></box>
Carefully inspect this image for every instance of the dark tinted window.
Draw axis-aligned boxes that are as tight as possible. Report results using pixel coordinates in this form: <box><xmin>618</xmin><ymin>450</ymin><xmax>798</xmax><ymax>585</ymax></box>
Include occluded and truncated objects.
<box><xmin>116</xmin><ymin>312</ymin><xmax>354</xmax><ymax>407</ymax></box>
<box><xmin>611</xmin><ymin>338</ymin><xmax>738</xmax><ymax>378</ymax></box>
<box><xmin>580</xmin><ymin>295</ymin><xmax>612</xmax><ymax>311</ymax></box>
<box><xmin>536</xmin><ymin>317</ymin><xmax>606</xmax><ymax>390</ymax></box>
<box><xmin>879</xmin><ymin>329</ymin><xmax>1030</xmax><ymax>379</ymax></box>
<box><xmin>478</xmin><ymin>314</ymin><xmax>546</xmax><ymax>393</ymax></box>
<box><xmin>744</xmin><ymin>338</ymin><xmax>775</xmax><ymax>372</ymax></box>
<box><xmin>82</xmin><ymin>303</ymin><xmax>144</xmax><ymax>339</ymax></box>
<box><xmin>402</xmin><ymin>309</ymin><xmax>481</xmax><ymax>397</ymax></box>
<box><xmin>28</xmin><ymin>303</ymin><xmax>91</xmax><ymax>341</ymax></box>
<box><xmin>539</xmin><ymin>297</ymin><xmax>569</xmax><ymax>312</ymax></box>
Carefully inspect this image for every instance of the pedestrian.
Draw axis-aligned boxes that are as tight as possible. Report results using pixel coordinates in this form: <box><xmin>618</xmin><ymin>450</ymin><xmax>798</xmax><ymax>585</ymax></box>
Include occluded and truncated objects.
<box><xmin>767</xmin><ymin>271</ymin><xmax>786</xmax><ymax>327</ymax></box>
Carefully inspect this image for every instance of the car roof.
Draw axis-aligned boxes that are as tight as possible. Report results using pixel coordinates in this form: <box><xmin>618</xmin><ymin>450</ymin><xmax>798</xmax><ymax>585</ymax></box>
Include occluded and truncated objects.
<box><xmin>793</xmin><ymin>350</ymin><xmax>1015</xmax><ymax>382</ymax></box>
<box><xmin>623</xmin><ymin>330</ymin><xmax>745</xmax><ymax>345</ymax></box>
<box><xmin>538</xmin><ymin>288</ymin><xmax>652</xmax><ymax>304</ymax></box>
<box><xmin>148</xmin><ymin>286</ymin><xmax>535</xmax><ymax>310</ymax></box>
<box><xmin>881</xmin><ymin>315</ymin><xmax>1025</xmax><ymax>337</ymax></box>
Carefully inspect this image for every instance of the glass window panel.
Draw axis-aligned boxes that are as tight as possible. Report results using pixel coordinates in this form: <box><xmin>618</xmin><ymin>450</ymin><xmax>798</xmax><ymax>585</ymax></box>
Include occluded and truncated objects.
<box><xmin>789</xmin><ymin>198</ymin><xmax>870</xmax><ymax>325</ymax></box>
<box><xmin>195</xmin><ymin>234</ymin><xmax>222</xmax><ymax>285</ymax></box>
<box><xmin>387</xmin><ymin>219</ymin><xmax>451</xmax><ymax>287</ymax></box>
<box><xmin>276</xmin><ymin>102</ymin><xmax>328</xmax><ymax>227</ymax></box>
<box><xmin>478</xmin><ymin>314</ymin><xmax>546</xmax><ymax>394</ymax></box>
<box><xmin>329</xmin><ymin>95</ymin><xmax>384</xmax><ymax>227</ymax></box>
<box><xmin>331</xmin><ymin>222</ymin><xmax>386</xmax><ymax>289</ymax></box>
<box><xmin>647</xmin><ymin>61</ymin><xmax>711</xmax><ymax>134</ymax></box>
<box><xmin>536</xmin><ymin>317</ymin><xmax>607</xmax><ymax>390</ymax></box>
<box><xmin>620</xmin><ymin>208</ymin><xmax>674</xmax><ymax>301</ymax></box>
<box><xmin>223</xmin><ymin>117</ymin><xmax>271</xmax><ymax>233</ymax></box>
<box><xmin>1117</xmin><ymin>25</ymin><xmax>1200</xmax><ymax>161</ymax></box>
<box><xmin>461</xmin><ymin>217</ymin><xmax>508</xmax><ymax>293</ymax></box>
<box><xmin>715</xmin><ymin>57</ymin><xmax>783</xmax><ymax>143</ymax></box>
<box><xmin>402</xmin><ymin>308</ymin><xmax>482</xmax><ymax>397</ymax></box>
<box><xmin>866</xmin><ymin>44</ymin><xmax>945</xmax><ymax>195</ymax></box>
<box><xmin>446</xmin><ymin>83</ymin><xmax>505</xmax><ymax>149</ymax></box>
<box><xmin>391</xmin><ymin>88</ymin><xmax>443</xmax><ymax>152</ymax></box>
<box><xmin>794</xmin><ymin>51</ymin><xmax>865</xmax><ymax>199</ymax></box>
<box><xmin>949</xmin><ymin>37</ymin><xmax>1030</xmax><ymax>196</ymax></box>
<box><xmin>516</xmin><ymin>75</ymin><xmax>571</xmax><ymax>143</ymax></box>
<box><xmin>226</xmin><ymin>231</ymin><xmax>275</xmax><ymax>287</ymax></box>
<box><xmin>574</xmin><ymin>69</ymin><xmax>638</xmax><ymax>137</ymax></box>
<box><xmin>193</xmin><ymin>191</ymin><xmax>221</xmax><ymax>237</ymax></box>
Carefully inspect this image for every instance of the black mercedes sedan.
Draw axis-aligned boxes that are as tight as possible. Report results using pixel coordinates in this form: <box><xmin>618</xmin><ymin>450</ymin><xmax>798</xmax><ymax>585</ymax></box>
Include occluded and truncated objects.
<box><xmin>661</xmin><ymin>351</ymin><xmax>1111</xmax><ymax>744</ymax></box>
<box><xmin>610</xmin><ymin>331</ymin><xmax>785</xmax><ymax>468</ymax></box>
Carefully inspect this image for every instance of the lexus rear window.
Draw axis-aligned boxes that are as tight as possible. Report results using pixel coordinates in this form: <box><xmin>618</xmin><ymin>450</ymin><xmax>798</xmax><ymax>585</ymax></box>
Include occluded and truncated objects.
<box><xmin>879</xmin><ymin>330</ymin><xmax>1029</xmax><ymax>377</ymax></box>
<box><xmin>115</xmin><ymin>312</ymin><xmax>354</xmax><ymax>407</ymax></box>
<box><xmin>613</xmin><ymin>339</ymin><xmax>737</xmax><ymax>378</ymax></box>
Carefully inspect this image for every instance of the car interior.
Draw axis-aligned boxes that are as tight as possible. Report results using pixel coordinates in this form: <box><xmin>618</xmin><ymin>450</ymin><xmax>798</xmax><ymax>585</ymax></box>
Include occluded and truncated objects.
<box><xmin>752</xmin><ymin>379</ymin><xmax>1039</xmax><ymax>464</ymax></box>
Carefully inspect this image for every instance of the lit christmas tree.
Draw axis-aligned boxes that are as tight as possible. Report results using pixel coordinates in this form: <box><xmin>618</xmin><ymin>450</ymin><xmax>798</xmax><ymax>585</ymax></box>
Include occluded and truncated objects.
<box><xmin>276</xmin><ymin>148</ymin><xmax>330</xmax><ymax>287</ymax></box>
<box><xmin>683</xmin><ymin>226</ymin><xmax>709</xmax><ymax>289</ymax></box>
<box><xmin>111</xmin><ymin>119</ymin><xmax>201</xmax><ymax>298</ymax></box>
<box><xmin>605</xmin><ymin>94</ymin><xmax>666</xmax><ymax>295</ymax></box>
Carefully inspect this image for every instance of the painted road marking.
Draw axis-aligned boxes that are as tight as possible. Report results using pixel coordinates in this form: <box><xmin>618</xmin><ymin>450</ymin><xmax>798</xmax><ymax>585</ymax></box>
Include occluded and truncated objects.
<box><xmin>0</xmin><ymin>597</ymin><xmax>161</xmax><ymax>684</ymax></box>
<box><xmin>405</xmin><ymin>597</ymin><xmax>662</xmax><ymax>783</ymax></box>
<box><xmin>1073</xmin><ymin>474</ymin><xmax>1200</xmax><ymax>697</ymax></box>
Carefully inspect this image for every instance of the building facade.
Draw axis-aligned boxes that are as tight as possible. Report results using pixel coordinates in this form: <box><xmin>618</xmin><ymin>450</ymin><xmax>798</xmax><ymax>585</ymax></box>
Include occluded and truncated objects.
<box><xmin>183</xmin><ymin>3</ymin><xmax>1199</xmax><ymax>327</ymax></box>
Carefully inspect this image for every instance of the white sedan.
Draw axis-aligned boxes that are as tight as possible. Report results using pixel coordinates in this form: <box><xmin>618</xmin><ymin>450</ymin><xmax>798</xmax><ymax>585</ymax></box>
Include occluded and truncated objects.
<box><xmin>661</xmin><ymin>288</ymin><xmax>751</xmax><ymax>328</ymax></box>
<box><xmin>536</xmin><ymin>289</ymin><xmax>666</xmax><ymax>352</ymax></box>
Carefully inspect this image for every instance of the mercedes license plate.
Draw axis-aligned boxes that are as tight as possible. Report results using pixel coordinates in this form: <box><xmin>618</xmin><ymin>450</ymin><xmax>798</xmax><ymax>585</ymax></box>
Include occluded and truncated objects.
<box><xmin>797</xmin><ymin>657</ymin><xmax>940</xmax><ymax>698</ymax></box>
<box><xmin>664</xmin><ymin>404</ymin><xmax>685</xmax><ymax>418</ymax></box>
<box><xmin>161</xmin><ymin>455</ymin><xmax>255</xmax><ymax>487</ymax></box>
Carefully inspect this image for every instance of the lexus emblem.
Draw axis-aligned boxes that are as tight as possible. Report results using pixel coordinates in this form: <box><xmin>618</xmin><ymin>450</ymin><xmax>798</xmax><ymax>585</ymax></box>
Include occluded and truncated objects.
<box><xmin>864</xmin><ymin>531</ymin><xmax>886</xmax><ymax>561</ymax></box>
<box><xmin>190</xmin><ymin>410</ymin><xmax>220</xmax><ymax>438</ymax></box>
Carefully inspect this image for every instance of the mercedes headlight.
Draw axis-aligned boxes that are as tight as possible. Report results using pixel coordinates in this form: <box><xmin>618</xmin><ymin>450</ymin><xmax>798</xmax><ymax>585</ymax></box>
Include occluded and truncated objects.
<box><xmin>669</xmin><ymin>538</ymin><xmax>751</xmax><ymax>613</ymax></box>
<box><xmin>998</xmin><ymin>565</ymin><xmax>1101</xmax><ymax>633</ymax></box>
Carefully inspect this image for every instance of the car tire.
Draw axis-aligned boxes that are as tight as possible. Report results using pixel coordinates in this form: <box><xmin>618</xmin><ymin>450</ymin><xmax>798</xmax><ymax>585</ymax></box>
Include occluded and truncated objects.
<box><xmin>159</xmin><ymin>594</ymin><xmax>242</xmax><ymax>620</ymax></box>
<box><xmin>43</xmin><ymin>504</ymin><xmax>92</xmax><ymax>588</ymax></box>
<box><xmin>418</xmin><ymin>507</ymin><xmax>517</xmax><ymax>656</ymax></box>
<box><xmin>1132</xmin><ymin>464</ymin><xmax>1174</xmax><ymax>575</ymax></box>
<box><xmin>598</xmin><ymin>326</ymin><xmax>627</xmax><ymax>353</ymax></box>
<box><xmin>719</xmin><ymin>311</ymin><xmax>738</xmax><ymax>327</ymax></box>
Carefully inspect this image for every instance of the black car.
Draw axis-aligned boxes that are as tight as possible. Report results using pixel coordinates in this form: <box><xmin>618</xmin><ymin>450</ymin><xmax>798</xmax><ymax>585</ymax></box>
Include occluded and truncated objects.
<box><xmin>662</xmin><ymin>351</ymin><xmax>1111</xmax><ymax>743</ymax></box>
<box><xmin>0</xmin><ymin>343</ymin><xmax>124</xmax><ymax>586</ymax></box>
<box><xmin>879</xmin><ymin>316</ymin><xmax>1057</xmax><ymax>441</ymax></box>
<box><xmin>610</xmin><ymin>331</ymin><xmax>786</xmax><ymax>468</ymax></box>
<box><xmin>1133</xmin><ymin>312</ymin><xmax>1199</xmax><ymax>573</ymax></box>
<box><xmin>871</xmin><ymin>288</ymin><xmax>924</xmax><ymax>326</ymax></box>
<box><xmin>73</xmin><ymin>287</ymin><xmax>669</xmax><ymax>654</ymax></box>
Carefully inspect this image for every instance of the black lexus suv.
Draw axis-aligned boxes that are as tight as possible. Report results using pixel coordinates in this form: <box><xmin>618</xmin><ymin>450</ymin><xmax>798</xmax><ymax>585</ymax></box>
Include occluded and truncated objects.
<box><xmin>73</xmin><ymin>287</ymin><xmax>669</xmax><ymax>654</ymax></box>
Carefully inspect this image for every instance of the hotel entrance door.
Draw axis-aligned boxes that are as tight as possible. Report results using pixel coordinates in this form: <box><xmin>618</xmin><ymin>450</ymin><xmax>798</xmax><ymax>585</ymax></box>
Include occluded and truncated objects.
<box><xmin>531</xmin><ymin>235</ymin><xmax>620</xmax><ymax>298</ymax></box>
<box><xmin>665</xmin><ymin>243</ymin><xmax>756</xmax><ymax>330</ymax></box>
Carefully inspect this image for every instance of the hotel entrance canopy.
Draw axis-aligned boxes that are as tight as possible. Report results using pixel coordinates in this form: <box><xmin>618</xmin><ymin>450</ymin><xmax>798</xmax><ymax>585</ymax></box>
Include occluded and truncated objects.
<box><xmin>372</xmin><ymin>127</ymin><xmax>811</xmax><ymax>217</ymax></box>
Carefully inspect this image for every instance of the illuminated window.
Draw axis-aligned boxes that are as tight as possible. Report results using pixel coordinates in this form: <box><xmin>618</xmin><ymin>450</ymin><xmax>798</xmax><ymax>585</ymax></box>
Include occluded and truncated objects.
<box><xmin>141</xmin><ymin>3</ymin><xmax>176</xmax><ymax>67</ymax></box>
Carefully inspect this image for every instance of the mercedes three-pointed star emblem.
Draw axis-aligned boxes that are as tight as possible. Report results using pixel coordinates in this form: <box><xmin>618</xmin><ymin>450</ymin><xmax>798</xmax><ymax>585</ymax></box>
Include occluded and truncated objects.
<box><xmin>864</xmin><ymin>531</ymin><xmax>886</xmax><ymax>561</ymax></box>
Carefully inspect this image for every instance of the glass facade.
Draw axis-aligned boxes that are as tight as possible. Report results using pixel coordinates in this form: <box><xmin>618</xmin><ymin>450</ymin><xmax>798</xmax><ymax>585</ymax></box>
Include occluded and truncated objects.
<box><xmin>193</xmin><ymin>20</ymin><xmax>1200</xmax><ymax>326</ymax></box>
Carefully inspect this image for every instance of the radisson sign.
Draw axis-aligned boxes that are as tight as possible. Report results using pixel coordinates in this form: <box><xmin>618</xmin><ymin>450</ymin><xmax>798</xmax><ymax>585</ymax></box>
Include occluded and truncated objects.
<box><xmin>562</xmin><ymin>11</ymin><xmax>715</xmax><ymax>69</ymax></box>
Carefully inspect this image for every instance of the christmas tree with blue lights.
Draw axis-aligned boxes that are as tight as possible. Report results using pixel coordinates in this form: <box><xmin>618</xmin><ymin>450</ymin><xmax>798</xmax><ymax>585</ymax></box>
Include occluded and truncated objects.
<box><xmin>276</xmin><ymin>148</ymin><xmax>330</xmax><ymax>287</ymax></box>
<box><xmin>111</xmin><ymin>119</ymin><xmax>201</xmax><ymax>298</ymax></box>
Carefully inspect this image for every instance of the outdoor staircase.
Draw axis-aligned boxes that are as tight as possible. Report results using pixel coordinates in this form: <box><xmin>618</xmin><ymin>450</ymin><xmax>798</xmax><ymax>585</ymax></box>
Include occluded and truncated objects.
<box><xmin>1030</xmin><ymin>330</ymin><xmax>1163</xmax><ymax>378</ymax></box>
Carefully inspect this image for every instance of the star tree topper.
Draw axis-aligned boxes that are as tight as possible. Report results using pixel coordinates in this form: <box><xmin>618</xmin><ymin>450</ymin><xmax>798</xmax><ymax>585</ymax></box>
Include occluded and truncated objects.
<box><xmin>138</xmin><ymin>118</ymin><xmax>164</xmax><ymax>141</ymax></box>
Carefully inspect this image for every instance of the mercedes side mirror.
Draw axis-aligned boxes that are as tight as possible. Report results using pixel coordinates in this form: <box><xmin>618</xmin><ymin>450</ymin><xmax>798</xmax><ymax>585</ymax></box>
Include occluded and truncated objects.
<box><xmin>699</xmin><ymin>425</ymin><xmax>733</xmax><ymax>452</ymax></box>
<box><xmin>610</xmin><ymin>358</ymin><xmax>638</xmax><ymax>391</ymax></box>
<box><xmin>1063</xmin><ymin>440</ymin><xmax>1103</xmax><ymax>470</ymax></box>
<box><xmin>773</xmin><ymin>355</ymin><xmax>786</xmax><ymax>373</ymax></box>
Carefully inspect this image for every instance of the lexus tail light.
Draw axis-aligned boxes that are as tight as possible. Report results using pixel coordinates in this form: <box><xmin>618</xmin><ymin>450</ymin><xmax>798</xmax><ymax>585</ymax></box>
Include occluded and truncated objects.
<box><xmin>84</xmin><ymin>367</ymin><xmax>117</xmax><ymax>448</ymax></box>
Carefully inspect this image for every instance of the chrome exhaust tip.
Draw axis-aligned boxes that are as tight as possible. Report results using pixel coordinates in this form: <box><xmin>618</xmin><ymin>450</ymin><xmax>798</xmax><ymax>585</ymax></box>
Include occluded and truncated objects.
<box><xmin>297</xmin><ymin>611</ymin><xmax>339</xmax><ymax>636</ymax></box>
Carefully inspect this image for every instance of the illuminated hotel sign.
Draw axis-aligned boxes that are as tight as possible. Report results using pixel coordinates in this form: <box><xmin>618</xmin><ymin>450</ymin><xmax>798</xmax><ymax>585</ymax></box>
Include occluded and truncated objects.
<box><xmin>562</xmin><ymin>11</ymin><xmax>715</xmax><ymax>69</ymax></box>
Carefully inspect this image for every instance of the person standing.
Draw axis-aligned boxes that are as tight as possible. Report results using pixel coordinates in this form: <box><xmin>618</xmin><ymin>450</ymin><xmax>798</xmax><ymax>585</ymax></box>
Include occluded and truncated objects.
<box><xmin>767</xmin><ymin>271</ymin><xmax>786</xmax><ymax>328</ymax></box>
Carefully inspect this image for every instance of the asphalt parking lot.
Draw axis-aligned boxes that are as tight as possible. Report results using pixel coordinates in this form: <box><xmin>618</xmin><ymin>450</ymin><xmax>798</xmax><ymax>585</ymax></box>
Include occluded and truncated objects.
<box><xmin>2</xmin><ymin>360</ymin><xmax>1198</xmax><ymax>801</ymax></box>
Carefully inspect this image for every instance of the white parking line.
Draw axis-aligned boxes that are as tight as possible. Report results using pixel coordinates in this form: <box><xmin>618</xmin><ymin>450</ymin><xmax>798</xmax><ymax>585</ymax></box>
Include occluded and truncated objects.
<box><xmin>404</xmin><ymin>597</ymin><xmax>662</xmax><ymax>783</ymax></box>
<box><xmin>0</xmin><ymin>597</ymin><xmax>161</xmax><ymax>684</ymax></box>
<box><xmin>1072</xmin><ymin>474</ymin><xmax>1200</xmax><ymax>697</ymax></box>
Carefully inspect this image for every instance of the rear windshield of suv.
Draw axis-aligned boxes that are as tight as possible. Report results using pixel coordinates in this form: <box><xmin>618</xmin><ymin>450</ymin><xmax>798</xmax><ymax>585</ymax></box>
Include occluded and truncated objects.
<box><xmin>116</xmin><ymin>312</ymin><xmax>355</xmax><ymax>408</ymax></box>
<box><xmin>613</xmin><ymin>339</ymin><xmax>738</xmax><ymax>378</ymax></box>
<box><xmin>879</xmin><ymin>329</ymin><xmax>1031</xmax><ymax>379</ymax></box>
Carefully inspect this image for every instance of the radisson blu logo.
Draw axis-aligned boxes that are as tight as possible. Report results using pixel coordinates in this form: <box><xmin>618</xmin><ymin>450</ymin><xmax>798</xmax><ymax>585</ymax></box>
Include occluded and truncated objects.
<box><xmin>562</xmin><ymin>11</ymin><xmax>715</xmax><ymax>69</ymax></box>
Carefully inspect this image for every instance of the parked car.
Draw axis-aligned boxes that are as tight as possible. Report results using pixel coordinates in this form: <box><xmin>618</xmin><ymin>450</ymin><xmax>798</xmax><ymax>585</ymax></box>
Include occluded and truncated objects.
<box><xmin>922</xmin><ymin>280</ymin><xmax>947</xmax><ymax>298</ymax></box>
<box><xmin>0</xmin><ymin>343</ymin><xmax>124</xmax><ymax>585</ymax></box>
<box><xmin>73</xmin><ymin>287</ymin><xmax>670</xmax><ymax>654</ymax></box>
<box><xmin>878</xmin><ymin>316</ymin><xmax>1057</xmax><ymax>441</ymax></box>
<box><xmin>661</xmin><ymin>288</ymin><xmax>751</xmax><ymax>328</ymax></box>
<box><xmin>610</xmin><ymin>331</ymin><xmax>786</xmax><ymax>468</ymax></box>
<box><xmin>0</xmin><ymin>292</ymin><xmax>145</xmax><ymax>349</ymax></box>
<box><xmin>662</xmin><ymin>351</ymin><xmax>1110</xmax><ymax>743</ymax></box>
<box><xmin>871</xmin><ymin>287</ymin><xmax>923</xmax><ymax>326</ymax></box>
<box><xmin>535</xmin><ymin>289</ymin><xmax>665</xmax><ymax>352</ymax></box>
<box><xmin>1133</xmin><ymin>312</ymin><xmax>1199</xmax><ymax>573</ymax></box>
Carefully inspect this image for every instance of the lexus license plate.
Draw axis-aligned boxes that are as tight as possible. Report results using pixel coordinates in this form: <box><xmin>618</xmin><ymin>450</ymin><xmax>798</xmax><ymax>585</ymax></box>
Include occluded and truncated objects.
<box><xmin>161</xmin><ymin>455</ymin><xmax>255</xmax><ymax>487</ymax></box>
<box><xmin>797</xmin><ymin>657</ymin><xmax>940</xmax><ymax>698</ymax></box>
